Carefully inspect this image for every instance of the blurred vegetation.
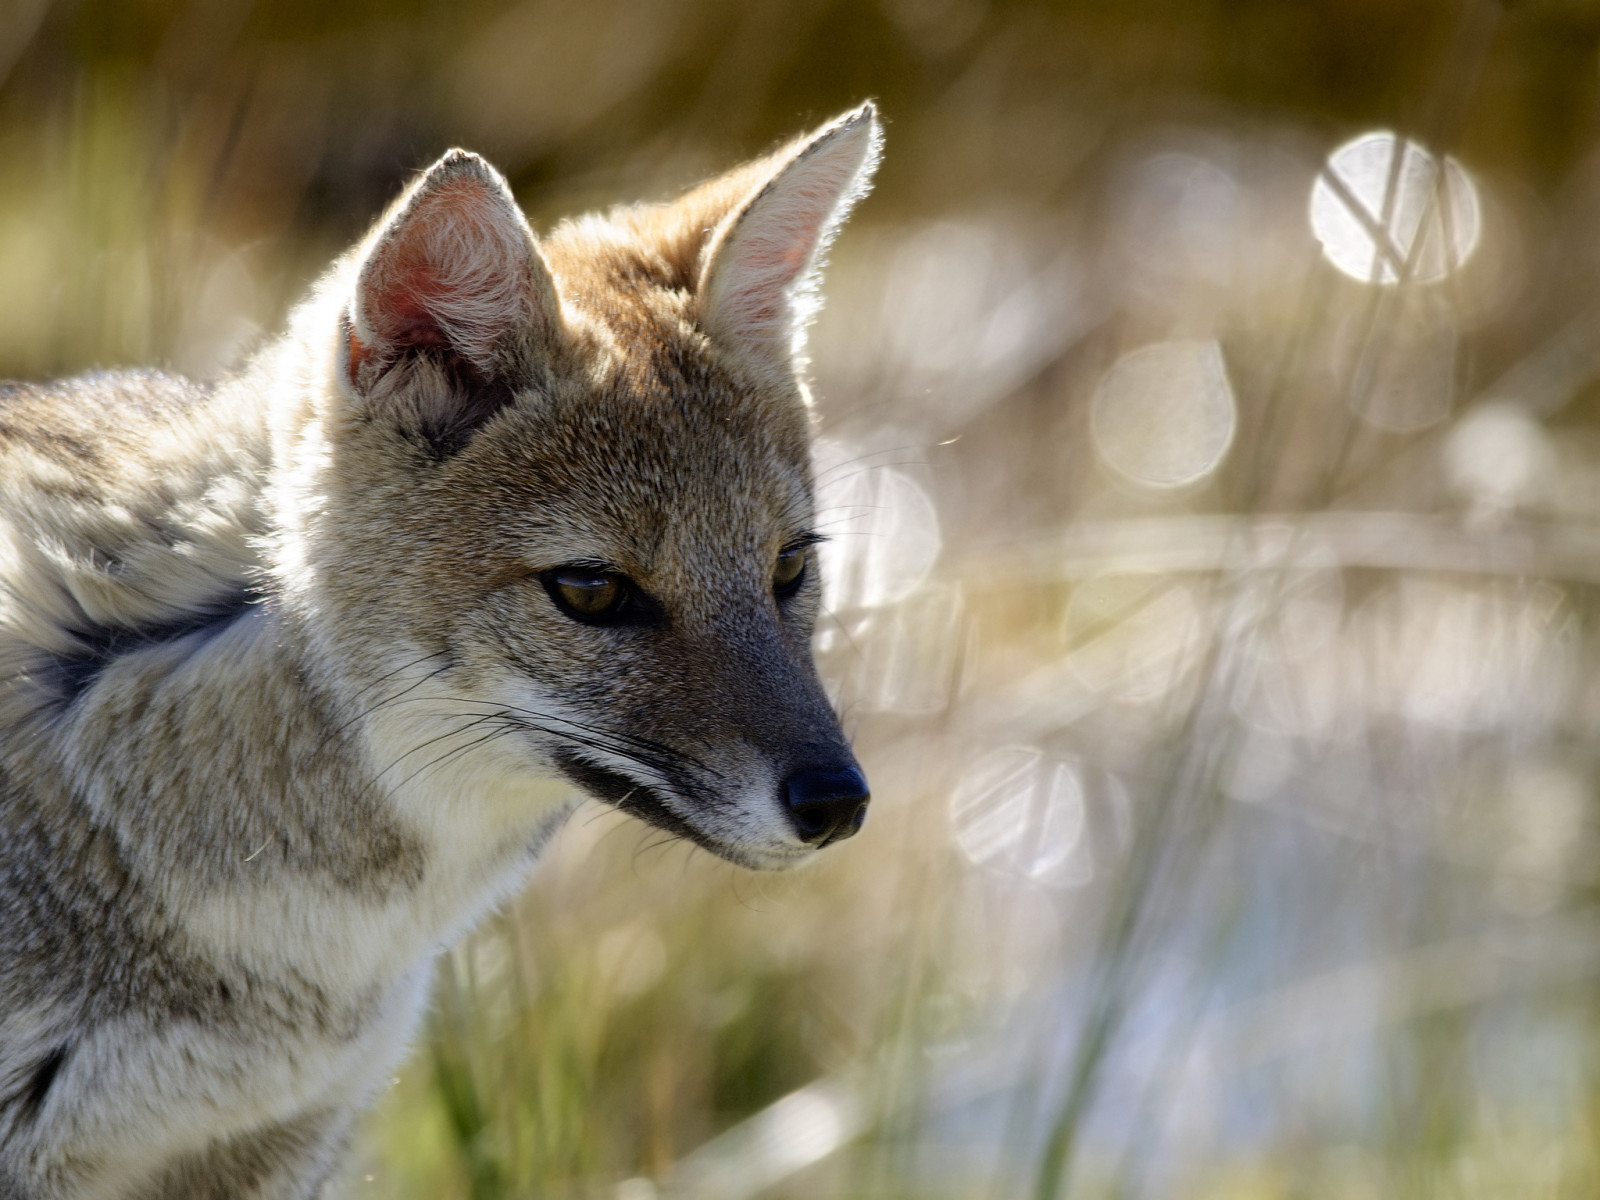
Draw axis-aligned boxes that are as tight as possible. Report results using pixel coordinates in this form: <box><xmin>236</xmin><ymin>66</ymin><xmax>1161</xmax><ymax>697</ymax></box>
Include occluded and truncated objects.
<box><xmin>10</xmin><ymin>0</ymin><xmax>1600</xmax><ymax>1197</ymax></box>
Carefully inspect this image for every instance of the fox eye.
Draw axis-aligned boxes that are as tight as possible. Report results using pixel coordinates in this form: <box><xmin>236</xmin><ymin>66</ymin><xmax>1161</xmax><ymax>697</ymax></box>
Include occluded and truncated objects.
<box><xmin>773</xmin><ymin>545</ymin><xmax>808</xmax><ymax>597</ymax></box>
<box><xmin>540</xmin><ymin>568</ymin><xmax>656</xmax><ymax>627</ymax></box>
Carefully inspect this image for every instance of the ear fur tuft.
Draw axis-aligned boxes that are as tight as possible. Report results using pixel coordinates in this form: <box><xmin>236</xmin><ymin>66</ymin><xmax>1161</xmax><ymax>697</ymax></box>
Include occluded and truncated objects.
<box><xmin>346</xmin><ymin>149</ymin><xmax>559</xmax><ymax>396</ymax></box>
<box><xmin>696</xmin><ymin>103</ymin><xmax>882</xmax><ymax>376</ymax></box>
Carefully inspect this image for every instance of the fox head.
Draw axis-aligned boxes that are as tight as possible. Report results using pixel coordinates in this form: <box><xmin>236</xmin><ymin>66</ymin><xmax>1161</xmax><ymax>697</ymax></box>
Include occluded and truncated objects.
<box><xmin>272</xmin><ymin>105</ymin><xmax>881</xmax><ymax>869</ymax></box>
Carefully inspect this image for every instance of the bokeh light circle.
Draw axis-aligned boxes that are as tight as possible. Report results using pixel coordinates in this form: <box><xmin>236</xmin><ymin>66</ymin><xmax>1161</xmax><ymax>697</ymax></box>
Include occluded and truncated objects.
<box><xmin>950</xmin><ymin>747</ymin><xmax>1089</xmax><ymax>885</ymax></box>
<box><xmin>1090</xmin><ymin>339</ymin><xmax>1237</xmax><ymax>489</ymax></box>
<box><xmin>813</xmin><ymin>441</ymin><xmax>943</xmax><ymax>611</ymax></box>
<box><xmin>1310</xmin><ymin>131</ymin><xmax>1481</xmax><ymax>285</ymax></box>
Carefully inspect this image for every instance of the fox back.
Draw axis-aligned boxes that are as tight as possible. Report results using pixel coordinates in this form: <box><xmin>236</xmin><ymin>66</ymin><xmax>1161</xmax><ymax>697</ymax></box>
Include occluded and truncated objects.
<box><xmin>0</xmin><ymin>105</ymin><xmax>880</xmax><ymax>1199</ymax></box>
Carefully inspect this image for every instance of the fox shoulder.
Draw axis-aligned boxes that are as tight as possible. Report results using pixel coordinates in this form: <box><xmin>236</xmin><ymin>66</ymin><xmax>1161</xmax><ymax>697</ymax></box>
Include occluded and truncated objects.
<box><xmin>0</xmin><ymin>369</ymin><xmax>268</xmax><ymax>715</ymax></box>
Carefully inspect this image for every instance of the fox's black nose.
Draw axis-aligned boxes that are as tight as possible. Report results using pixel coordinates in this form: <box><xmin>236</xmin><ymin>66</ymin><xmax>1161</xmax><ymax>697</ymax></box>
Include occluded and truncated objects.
<box><xmin>782</xmin><ymin>764</ymin><xmax>870</xmax><ymax>846</ymax></box>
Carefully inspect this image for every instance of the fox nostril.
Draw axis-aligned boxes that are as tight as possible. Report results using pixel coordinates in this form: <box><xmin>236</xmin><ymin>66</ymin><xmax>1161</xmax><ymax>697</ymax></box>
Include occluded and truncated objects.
<box><xmin>782</xmin><ymin>764</ymin><xmax>870</xmax><ymax>847</ymax></box>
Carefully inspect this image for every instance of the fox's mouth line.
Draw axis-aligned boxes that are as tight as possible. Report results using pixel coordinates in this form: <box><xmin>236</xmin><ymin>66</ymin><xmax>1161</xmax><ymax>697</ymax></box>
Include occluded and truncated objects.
<box><xmin>550</xmin><ymin>750</ymin><xmax>744</xmax><ymax>861</ymax></box>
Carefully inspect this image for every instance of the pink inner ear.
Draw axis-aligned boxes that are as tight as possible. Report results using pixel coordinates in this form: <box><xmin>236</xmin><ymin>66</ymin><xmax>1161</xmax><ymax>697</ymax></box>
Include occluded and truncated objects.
<box><xmin>745</xmin><ymin>238</ymin><xmax>810</xmax><ymax>276</ymax></box>
<box><xmin>739</xmin><ymin>239</ymin><xmax>810</xmax><ymax>325</ymax></box>
<box><xmin>377</xmin><ymin>270</ymin><xmax>454</xmax><ymax>348</ymax></box>
<box><xmin>720</xmin><ymin>217</ymin><xmax>823</xmax><ymax>330</ymax></box>
<box><xmin>361</xmin><ymin>176</ymin><xmax>531</xmax><ymax>360</ymax></box>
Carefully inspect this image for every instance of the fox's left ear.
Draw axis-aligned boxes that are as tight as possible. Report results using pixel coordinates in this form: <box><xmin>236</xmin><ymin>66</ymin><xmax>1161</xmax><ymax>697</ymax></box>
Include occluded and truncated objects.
<box><xmin>696</xmin><ymin>103</ymin><xmax>882</xmax><ymax>376</ymax></box>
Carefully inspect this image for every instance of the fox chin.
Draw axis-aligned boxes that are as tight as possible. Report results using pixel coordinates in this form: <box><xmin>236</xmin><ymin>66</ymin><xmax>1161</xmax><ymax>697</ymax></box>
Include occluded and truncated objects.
<box><xmin>0</xmin><ymin>103</ymin><xmax>880</xmax><ymax>1199</ymax></box>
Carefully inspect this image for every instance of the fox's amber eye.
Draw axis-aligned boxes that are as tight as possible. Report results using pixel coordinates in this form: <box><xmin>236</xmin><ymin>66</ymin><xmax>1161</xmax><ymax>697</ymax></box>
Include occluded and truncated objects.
<box><xmin>539</xmin><ymin>567</ymin><xmax>661</xmax><ymax>627</ymax></box>
<box><xmin>552</xmin><ymin>572</ymin><xmax>620</xmax><ymax>615</ymax></box>
<box><xmin>774</xmin><ymin>545</ymin><xmax>808</xmax><ymax>597</ymax></box>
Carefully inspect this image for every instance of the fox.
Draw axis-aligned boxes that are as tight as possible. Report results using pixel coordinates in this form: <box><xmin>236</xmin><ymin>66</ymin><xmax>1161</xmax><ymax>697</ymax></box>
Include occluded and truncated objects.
<box><xmin>0</xmin><ymin>103</ymin><xmax>880</xmax><ymax>1198</ymax></box>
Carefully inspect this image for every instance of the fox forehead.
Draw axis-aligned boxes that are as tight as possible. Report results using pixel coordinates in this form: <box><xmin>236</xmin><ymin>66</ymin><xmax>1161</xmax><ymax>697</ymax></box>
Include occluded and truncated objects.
<box><xmin>431</xmin><ymin>325</ymin><xmax>816</xmax><ymax>582</ymax></box>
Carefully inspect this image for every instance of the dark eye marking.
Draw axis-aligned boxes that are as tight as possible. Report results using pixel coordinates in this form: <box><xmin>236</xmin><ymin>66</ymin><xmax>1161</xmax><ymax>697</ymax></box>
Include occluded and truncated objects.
<box><xmin>540</xmin><ymin>566</ymin><xmax>661</xmax><ymax>628</ymax></box>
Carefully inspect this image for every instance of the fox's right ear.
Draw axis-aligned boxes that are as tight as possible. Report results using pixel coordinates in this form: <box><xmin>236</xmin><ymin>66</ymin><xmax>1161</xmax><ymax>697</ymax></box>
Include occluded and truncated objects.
<box><xmin>344</xmin><ymin>150</ymin><xmax>560</xmax><ymax>397</ymax></box>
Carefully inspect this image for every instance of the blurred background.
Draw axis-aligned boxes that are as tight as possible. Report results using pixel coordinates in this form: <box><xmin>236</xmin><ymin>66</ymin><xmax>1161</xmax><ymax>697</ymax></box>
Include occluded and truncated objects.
<box><xmin>7</xmin><ymin>0</ymin><xmax>1600</xmax><ymax>1195</ymax></box>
